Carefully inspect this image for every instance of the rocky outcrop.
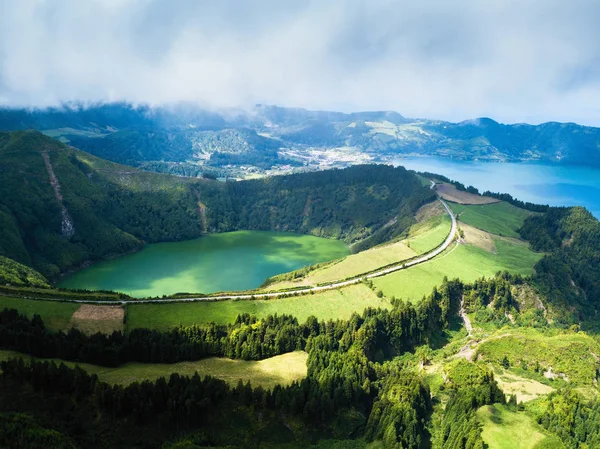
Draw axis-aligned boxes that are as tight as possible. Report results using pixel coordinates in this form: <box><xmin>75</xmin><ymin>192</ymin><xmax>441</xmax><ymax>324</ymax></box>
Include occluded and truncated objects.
<box><xmin>41</xmin><ymin>151</ymin><xmax>75</xmax><ymax>239</ymax></box>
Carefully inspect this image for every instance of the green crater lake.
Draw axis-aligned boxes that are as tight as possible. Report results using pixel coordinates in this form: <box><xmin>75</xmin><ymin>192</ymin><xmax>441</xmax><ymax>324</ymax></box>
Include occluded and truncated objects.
<box><xmin>58</xmin><ymin>231</ymin><xmax>349</xmax><ymax>298</ymax></box>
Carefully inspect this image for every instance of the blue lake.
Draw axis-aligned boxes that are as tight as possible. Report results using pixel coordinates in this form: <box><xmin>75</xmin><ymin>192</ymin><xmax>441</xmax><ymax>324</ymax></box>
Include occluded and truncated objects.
<box><xmin>394</xmin><ymin>157</ymin><xmax>600</xmax><ymax>218</ymax></box>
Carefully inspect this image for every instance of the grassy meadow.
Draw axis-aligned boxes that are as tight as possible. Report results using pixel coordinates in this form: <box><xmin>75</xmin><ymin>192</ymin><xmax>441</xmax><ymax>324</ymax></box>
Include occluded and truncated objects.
<box><xmin>0</xmin><ymin>297</ymin><xmax>78</xmax><ymax>331</ymax></box>
<box><xmin>126</xmin><ymin>284</ymin><xmax>388</xmax><ymax>331</ymax></box>
<box><xmin>476</xmin><ymin>404</ymin><xmax>565</xmax><ymax>449</ymax></box>
<box><xmin>449</xmin><ymin>201</ymin><xmax>533</xmax><ymax>238</ymax></box>
<box><xmin>404</xmin><ymin>214</ymin><xmax>452</xmax><ymax>254</ymax></box>
<box><xmin>0</xmin><ymin>349</ymin><xmax>307</xmax><ymax>389</ymax></box>
<box><xmin>373</xmin><ymin>237</ymin><xmax>542</xmax><ymax>301</ymax></box>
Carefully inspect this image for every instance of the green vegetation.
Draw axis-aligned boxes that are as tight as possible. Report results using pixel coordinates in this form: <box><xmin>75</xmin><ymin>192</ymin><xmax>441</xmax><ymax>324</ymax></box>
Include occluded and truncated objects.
<box><xmin>476</xmin><ymin>404</ymin><xmax>564</xmax><ymax>449</ymax></box>
<box><xmin>475</xmin><ymin>329</ymin><xmax>600</xmax><ymax>385</ymax></box>
<box><xmin>0</xmin><ymin>256</ymin><xmax>49</xmax><ymax>288</ymax></box>
<box><xmin>0</xmin><ymin>278</ymin><xmax>464</xmax><ymax>448</ymax></box>
<box><xmin>521</xmin><ymin>206</ymin><xmax>600</xmax><ymax>324</ymax></box>
<box><xmin>3</xmin><ymin>122</ymin><xmax>600</xmax><ymax>448</ymax></box>
<box><xmin>434</xmin><ymin>359</ymin><xmax>506</xmax><ymax>449</ymax></box>
<box><xmin>126</xmin><ymin>284</ymin><xmax>387</xmax><ymax>330</ymax></box>
<box><xmin>373</xmin><ymin>238</ymin><xmax>542</xmax><ymax>301</ymax></box>
<box><xmin>0</xmin><ymin>413</ymin><xmax>77</xmax><ymax>449</ymax></box>
<box><xmin>405</xmin><ymin>214</ymin><xmax>452</xmax><ymax>254</ymax></box>
<box><xmin>0</xmin><ymin>349</ymin><xmax>307</xmax><ymax>389</ymax></box>
<box><xmin>449</xmin><ymin>201</ymin><xmax>533</xmax><ymax>237</ymax></box>
<box><xmin>535</xmin><ymin>390</ymin><xmax>600</xmax><ymax>448</ymax></box>
<box><xmin>3</xmin><ymin>270</ymin><xmax>600</xmax><ymax>448</ymax></box>
<box><xmin>264</xmin><ymin>211</ymin><xmax>449</xmax><ymax>289</ymax></box>
<box><xmin>0</xmin><ymin>297</ymin><xmax>77</xmax><ymax>331</ymax></box>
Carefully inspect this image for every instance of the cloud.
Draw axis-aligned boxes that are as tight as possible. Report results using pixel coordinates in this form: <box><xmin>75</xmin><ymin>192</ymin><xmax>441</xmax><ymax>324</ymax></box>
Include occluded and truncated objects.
<box><xmin>1</xmin><ymin>0</ymin><xmax>600</xmax><ymax>125</ymax></box>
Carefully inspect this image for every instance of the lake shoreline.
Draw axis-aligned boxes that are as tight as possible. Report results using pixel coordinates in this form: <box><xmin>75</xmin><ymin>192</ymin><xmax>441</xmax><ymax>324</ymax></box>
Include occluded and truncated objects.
<box><xmin>57</xmin><ymin>230</ymin><xmax>350</xmax><ymax>298</ymax></box>
<box><xmin>394</xmin><ymin>156</ymin><xmax>600</xmax><ymax>219</ymax></box>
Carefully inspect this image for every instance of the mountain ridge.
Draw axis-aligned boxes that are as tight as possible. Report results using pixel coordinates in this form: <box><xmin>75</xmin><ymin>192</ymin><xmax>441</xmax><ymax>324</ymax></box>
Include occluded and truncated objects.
<box><xmin>1</xmin><ymin>103</ymin><xmax>599</xmax><ymax>176</ymax></box>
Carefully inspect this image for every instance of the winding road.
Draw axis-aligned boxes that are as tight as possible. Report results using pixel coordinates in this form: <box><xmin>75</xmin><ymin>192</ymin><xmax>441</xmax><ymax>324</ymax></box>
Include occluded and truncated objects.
<box><xmin>8</xmin><ymin>195</ymin><xmax>457</xmax><ymax>305</ymax></box>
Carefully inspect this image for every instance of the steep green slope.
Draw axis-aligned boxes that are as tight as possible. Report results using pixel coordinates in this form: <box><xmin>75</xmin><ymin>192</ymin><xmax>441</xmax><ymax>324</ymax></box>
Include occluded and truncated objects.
<box><xmin>520</xmin><ymin>206</ymin><xmax>600</xmax><ymax>324</ymax></box>
<box><xmin>0</xmin><ymin>256</ymin><xmax>49</xmax><ymax>288</ymax></box>
<box><xmin>0</xmin><ymin>131</ymin><xmax>203</xmax><ymax>278</ymax></box>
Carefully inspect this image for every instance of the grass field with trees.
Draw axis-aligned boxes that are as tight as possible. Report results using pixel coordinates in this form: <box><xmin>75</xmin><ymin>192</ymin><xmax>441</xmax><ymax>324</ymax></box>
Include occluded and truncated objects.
<box><xmin>476</xmin><ymin>404</ymin><xmax>564</xmax><ymax>449</ymax></box>
<box><xmin>265</xmin><ymin>212</ymin><xmax>451</xmax><ymax>289</ymax></box>
<box><xmin>0</xmin><ymin>297</ymin><xmax>78</xmax><ymax>331</ymax></box>
<box><xmin>0</xmin><ymin>349</ymin><xmax>307</xmax><ymax>389</ymax></box>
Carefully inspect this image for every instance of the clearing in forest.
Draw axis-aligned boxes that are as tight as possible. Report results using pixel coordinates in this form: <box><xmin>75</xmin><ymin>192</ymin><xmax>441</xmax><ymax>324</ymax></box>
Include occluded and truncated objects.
<box><xmin>493</xmin><ymin>370</ymin><xmax>554</xmax><ymax>403</ymax></box>
<box><xmin>69</xmin><ymin>304</ymin><xmax>125</xmax><ymax>335</ymax></box>
<box><xmin>475</xmin><ymin>329</ymin><xmax>600</xmax><ymax>386</ymax></box>
<box><xmin>476</xmin><ymin>404</ymin><xmax>565</xmax><ymax>449</ymax></box>
<box><xmin>0</xmin><ymin>349</ymin><xmax>307</xmax><ymax>389</ymax></box>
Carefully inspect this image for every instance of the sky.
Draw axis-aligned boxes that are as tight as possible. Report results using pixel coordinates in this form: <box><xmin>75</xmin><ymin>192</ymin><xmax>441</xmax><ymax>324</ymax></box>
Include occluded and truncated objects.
<box><xmin>1</xmin><ymin>0</ymin><xmax>600</xmax><ymax>125</ymax></box>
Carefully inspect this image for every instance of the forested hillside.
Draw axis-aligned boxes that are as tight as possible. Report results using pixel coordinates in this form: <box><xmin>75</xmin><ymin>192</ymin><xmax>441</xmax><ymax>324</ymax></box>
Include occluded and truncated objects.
<box><xmin>520</xmin><ymin>206</ymin><xmax>600</xmax><ymax>324</ymax></box>
<box><xmin>0</xmin><ymin>130</ymin><xmax>433</xmax><ymax>282</ymax></box>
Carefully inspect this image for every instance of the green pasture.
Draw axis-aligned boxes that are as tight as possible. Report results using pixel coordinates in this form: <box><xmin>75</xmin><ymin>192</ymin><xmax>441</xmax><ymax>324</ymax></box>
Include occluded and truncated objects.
<box><xmin>126</xmin><ymin>284</ymin><xmax>388</xmax><ymax>331</ymax></box>
<box><xmin>477</xmin><ymin>404</ymin><xmax>565</xmax><ymax>449</ymax></box>
<box><xmin>373</xmin><ymin>237</ymin><xmax>542</xmax><ymax>302</ymax></box>
<box><xmin>0</xmin><ymin>297</ymin><xmax>78</xmax><ymax>331</ymax></box>
<box><xmin>450</xmin><ymin>201</ymin><xmax>533</xmax><ymax>238</ymax></box>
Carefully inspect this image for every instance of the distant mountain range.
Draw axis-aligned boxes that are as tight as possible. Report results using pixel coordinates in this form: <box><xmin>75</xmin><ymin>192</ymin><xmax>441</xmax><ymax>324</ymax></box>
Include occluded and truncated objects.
<box><xmin>1</xmin><ymin>102</ymin><xmax>599</xmax><ymax>176</ymax></box>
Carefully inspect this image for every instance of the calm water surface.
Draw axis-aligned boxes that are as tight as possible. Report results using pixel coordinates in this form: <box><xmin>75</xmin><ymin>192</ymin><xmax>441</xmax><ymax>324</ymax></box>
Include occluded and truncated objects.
<box><xmin>59</xmin><ymin>231</ymin><xmax>349</xmax><ymax>298</ymax></box>
<box><xmin>395</xmin><ymin>157</ymin><xmax>600</xmax><ymax>218</ymax></box>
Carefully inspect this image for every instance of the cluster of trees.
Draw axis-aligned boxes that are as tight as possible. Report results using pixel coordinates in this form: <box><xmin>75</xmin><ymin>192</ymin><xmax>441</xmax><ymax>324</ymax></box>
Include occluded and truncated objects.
<box><xmin>0</xmin><ymin>256</ymin><xmax>49</xmax><ymax>288</ymax></box>
<box><xmin>538</xmin><ymin>390</ymin><xmax>600</xmax><ymax>448</ymax></box>
<box><xmin>481</xmin><ymin>191</ymin><xmax>549</xmax><ymax>212</ymax></box>
<box><xmin>0</xmin><ymin>412</ymin><xmax>77</xmax><ymax>449</ymax></box>
<box><xmin>0</xmin><ymin>309</ymin><xmax>308</xmax><ymax>366</ymax></box>
<box><xmin>436</xmin><ymin>360</ymin><xmax>507</xmax><ymax>449</ymax></box>
<box><xmin>365</xmin><ymin>368</ymin><xmax>432</xmax><ymax>447</ymax></box>
<box><xmin>221</xmin><ymin>164</ymin><xmax>434</xmax><ymax>245</ymax></box>
<box><xmin>520</xmin><ymin>206</ymin><xmax>600</xmax><ymax>324</ymax></box>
